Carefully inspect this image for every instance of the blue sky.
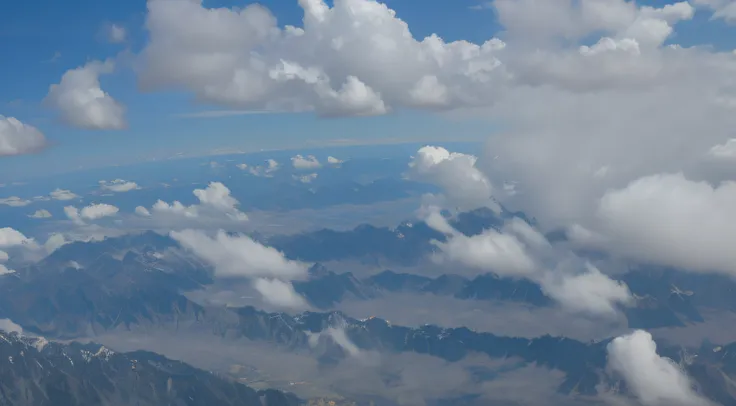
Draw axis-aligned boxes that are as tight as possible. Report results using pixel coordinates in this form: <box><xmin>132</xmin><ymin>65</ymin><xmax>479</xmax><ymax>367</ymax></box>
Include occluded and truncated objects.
<box><xmin>0</xmin><ymin>0</ymin><xmax>501</xmax><ymax>179</ymax></box>
<box><xmin>1</xmin><ymin>0</ymin><xmax>736</xmax><ymax>180</ymax></box>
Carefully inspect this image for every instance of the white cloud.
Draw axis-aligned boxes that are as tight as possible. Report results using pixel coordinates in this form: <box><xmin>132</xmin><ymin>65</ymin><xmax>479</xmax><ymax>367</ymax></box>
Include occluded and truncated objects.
<box><xmin>693</xmin><ymin>0</ymin><xmax>736</xmax><ymax>24</ymax></box>
<box><xmin>107</xmin><ymin>23</ymin><xmax>127</xmax><ymax>43</ymax></box>
<box><xmin>0</xmin><ymin>116</ymin><xmax>46</xmax><ymax>157</ymax></box>
<box><xmin>581</xmin><ymin>173</ymin><xmax>736</xmax><ymax>276</ymax></box>
<box><xmin>50</xmin><ymin>188</ymin><xmax>79</xmax><ymax>201</ymax></box>
<box><xmin>138</xmin><ymin>0</ymin><xmax>505</xmax><ymax>116</ymax></box>
<box><xmin>248</xmin><ymin>159</ymin><xmax>280</xmax><ymax>177</ymax></box>
<box><xmin>0</xmin><ymin>264</ymin><xmax>14</xmax><ymax>276</ymax></box>
<box><xmin>607</xmin><ymin>330</ymin><xmax>713</xmax><ymax>406</ymax></box>
<box><xmin>44</xmin><ymin>233</ymin><xmax>68</xmax><ymax>254</ymax></box>
<box><xmin>426</xmin><ymin>209</ymin><xmax>631</xmax><ymax>316</ymax></box>
<box><xmin>291</xmin><ymin>154</ymin><xmax>321</xmax><ymax>170</ymax></box>
<box><xmin>0</xmin><ymin>196</ymin><xmax>31</xmax><ymax>207</ymax></box>
<box><xmin>0</xmin><ymin>250</ymin><xmax>7</xmax><ymax>262</ymax></box>
<box><xmin>170</xmin><ymin>229</ymin><xmax>308</xmax><ymax>280</ymax></box>
<box><xmin>65</xmin><ymin>203</ymin><xmax>119</xmax><ymax>225</ymax></box>
<box><xmin>134</xmin><ymin>206</ymin><xmax>151</xmax><ymax>216</ymax></box>
<box><xmin>327</xmin><ymin>156</ymin><xmax>343</xmax><ymax>165</ymax></box>
<box><xmin>293</xmin><ymin>173</ymin><xmax>318</xmax><ymax>183</ymax></box>
<box><xmin>99</xmin><ymin>179</ymin><xmax>140</xmax><ymax>192</ymax></box>
<box><xmin>0</xmin><ymin>227</ymin><xmax>33</xmax><ymax>248</ymax></box>
<box><xmin>45</xmin><ymin>60</ymin><xmax>126</xmax><ymax>130</ymax></box>
<box><xmin>708</xmin><ymin>138</ymin><xmax>736</xmax><ymax>160</ymax></box>
<box><xmin>145</xmin><ymin>182</ymin><xmax>248</xmax><ymax>222</ymax></box>
<box><xmin>28</xmin><ymin>209</ymin><xmax>52</xmax><ymax>219</ymax></box>
<box><xmin>409</xmin><ymin>146</ymin><xmax>497</xmax><ymax>212</ymax></box>
<box><xmin>236</xmin><ymin>163</ymin><xmax>248</xmax><ymax>170</ymax></box>
<box><xmin>252</xmin><ymin>278</ymin><xmax>309</xmax><ymax>309</ymax></box>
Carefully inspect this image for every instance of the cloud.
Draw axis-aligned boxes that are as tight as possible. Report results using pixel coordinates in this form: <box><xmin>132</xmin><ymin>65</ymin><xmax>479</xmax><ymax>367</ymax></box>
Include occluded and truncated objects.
<box><xmin>575</xmin><ymin>173</ymin><xmax>736</xmax><ymax>276</ymax></box>
<box><xmin>0</xmin><ymin>319</ymin><xmax>21</xmax><ymax>334</ymax></box>
<box><xmin>134</xmin><ymin>206</ymin><xmax>151</xmax><ymax>216</ymax></box>
<box><xmin>693</xmin><ymin>0</ymin><xmax>736</xmax><ymax>24</ymax></box>
<box><xmin>293</xmin><ymin>173</ymin><xmax>318</xmax><ymax>183</ymax></box>
<box><xmin>291</xmin><ymin>154</ymin><xmax>321</xmax><ymax>170</ymax></box>
<box><xmin>327</xmin><ymin>156</ymin><xmax>344</xmax><ymax>165</ymax></box>
<box><xmin>44</xmin><ymin>233</ymin><xmax>68</xmax><ymax>254</ymax></box>
<box><xmin>138</xmin><ymin>0</ymin><xmax>505</xmax><ymax>116</ymax></box>
<box><xmin>0</xmin><ymin>196</ymin><xmax>31</xmax><ymax>207</ymax></box>
<box><xmin>0</xmin><ymin>116</ymin><xmax>47</xmax><ymax>156</ymax></box>
<box><xmin>45</xmin><ymin>60</ymin><xmax>126</xmax><ymax>130</ymax></box>
<box><xmin>0</xmin><ymin>264</ymin><xmax>14</xmax><ymax>276</ymax></box>
<box><xmin>236</xmin><ymin>163</ymin><xmax>248</xmax><ymax>170</ymax></box>
<box><xmin>0</xmin><ymin>250</ymin><xmax>7</xmax><ymax>262</ymax></box>
<box><xmin>107</xmin><ymin>23</ymin><xmax>127</xmax><ymax>43</ymax></box>
<box><xmin>0</xmin><ymin>227</ymin><xmax>33</xmax><ymax>248</ymax></box>
<box><xmin>410</xmin><ymin>146</ymin><xmax>498</xmax><ymax>212</ymax></box>
<box><xmin>426</xmin><ymin>209</ymin><xmax>631</xmax><ymax>316</ymax></box>
<box><xmin>143</xmin><ymin>182</ymin><xmax>248</xmax><ymax>222</ymax></box>
<box><xmin>708</xmin><ymin>138</ymin><xmax>736</xmax><ymax>160</ymax></box>
<box><xmin>248</xmin><ymin>159</ymin><xmax>280</xmax><ymax>177</ymax></box>
<box><xmin>252</xmin><ymin>278</ymin><xmax>309</xmax><ymax>309</ymax></box>
<box><xmin>28</xmin><ymin>209</ymin><xmax>52</xmax><ymax>219</ymax></box>
<box><xmin>607</xmin><ymin>330</ymin><xmax>713</xmax><ymax>406</ymax></box>
<box><xmin>171</xmin><ymin>229</ymin><xmax>309</xmax><ymax>309</ymax></box>
<box><xmin>50</xmin><ymin>188</ymin><xmax>79</xmax><ymax>201</ymax></box>
<box><xmin>65</xmin><ymin>203</ymin><xmax>119</xmax><ymax>225</ymax></box>
<box><xmin>99</xmin><ymin>179</ymin><xmax>140</xmax><ymax>192</ymax></box>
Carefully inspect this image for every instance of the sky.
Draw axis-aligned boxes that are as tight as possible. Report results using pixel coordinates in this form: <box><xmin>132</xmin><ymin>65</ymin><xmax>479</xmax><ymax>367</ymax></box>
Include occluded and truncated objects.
<box><xmin>0</xmin><ymin>0</ymin><xmax>503</xmax><ymax>178</ymax></box>
<box><xmin>4</xmin><ymin>0</ymin><xmax>735</xmax><ymax>180</ymax></box>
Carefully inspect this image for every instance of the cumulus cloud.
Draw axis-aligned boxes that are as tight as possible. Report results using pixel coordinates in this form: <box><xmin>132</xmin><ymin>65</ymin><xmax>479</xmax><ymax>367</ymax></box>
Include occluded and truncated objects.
<box><xmin>0</xmin><ymin>196</ymin><xmax>31</xmax><ymax>207</ymax></box>
<box><xmin>0</xmin><ymin>116</ymin><xmax>46</xmax><ymax>156</ymax></box>
<box><xmin>410</xmin><ymin>146</ymin><xmax>498</xmax><ymax>212</ymax></box>
<box><xmin>0</xmin><ymin>264</ymin><xmax>14</xmax><ymax>276</ymax></box>
<box><xmin>50</xmin><ymin>188</ymin><xmax>79</xmax><ymax>201</ymax></box>
<box><xmin>99</xmin><ymin>179</ymin><xmax>140</xmax><ymax>192</ymax></box>
<box><xmin>143</xmin><ymin>182</ymin><xmax>248</xmax><ymax>222</ymax></box>
<box><xmin>65</xmin><ymin>203</ymin><xmax>119</xmax><ymax>225</ymax></box>
<box><xmin>291</xmin><ymin>154</ymin><xmax>321</xmax><ymax>170</ymax></box>
<box><xmin>107</xmin><ymin>23</ymin><xmax>127</xmax><ymax>43</ymax></box>
<box><xmin>708</xmin><ymin>138</ymin><xmax>736</xmax><ymax>160</ymax></box>
<box><xmin>44</xmin><ymin>233</ymin><xmax>68</xmax><ymax>254</ymax></box>
<box><xmin>28</xmin><ymin>209</ymin><xmax>52</xmax><ymax>219</ymax></box>
<box><xmin>293</xmin><ymin>173</ymin><xmax>318</xmax><ymax>183</ymax></box>
<box><xmin>236</xmin><ymin>163</ymin><xmax>248</xmax><ymax>170</ymax></box>
<box><xmin>426</xmin><ymin>209</ymin><xmax>631</xmax><ymax>316</ymax></box>
<box><xmin>570</xmin><ymin>173</ymin><xmax>736</xmax><ymax>277</ymax></box>
<box><xmin>607</xmin><ymin>330</ymin><xmax>713</xmax><ymax>406</ymax></box>
<box><xmin>45</xmin><ymin>60</ymin><xmax>126</xmax><ymax>130</ymax></box>
<box><xmin>327</xmin><ymin>156</ymin><xmax>344</xmax><ymax>165</ymax></box>
<box><xmin>171</xmin><ymin>229</ymin><xmax>309</xmax><ymax>309</ymax></box>
<box><xmin>248</xmin><ymin>159</ymin><xmax>280</xmax><ymax>177</ymax></box>
<box><xmin>138</xmin><ymin>0</ymin><xmax>505</xmax><ymax>116</ymax></box>
<box><xmin>0</xmin><ymin>227</ymin><xmax>33</xmax><ymax>248</ymax></box>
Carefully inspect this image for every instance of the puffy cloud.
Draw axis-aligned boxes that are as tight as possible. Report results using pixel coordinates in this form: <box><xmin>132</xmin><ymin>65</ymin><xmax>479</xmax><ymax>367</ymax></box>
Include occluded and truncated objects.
<box><xmin>579</xmin><ymin>173</ymin><xmax>736</xmax><ymax>276</ymax></box>
<box><xmin>0</xmin><ymin>196</ymin><xmax>31</xmax><ymax>207</ymax></box>
<box><xmin>65</xmin><ymin>203</ymin><xmax>119</xmax><ymax>224</ymax></box>
<box><xmin>50</xmin><ymin>188</ymin><xmax>79</xmax><ymax>201</ymax></box>
<box><xmin>253</xmin><ymin>278</ymin><xmax>309</xmax><ymax>309</ymax></box>
<box><xmin>327</xmin><ymin>156</ymin><xmax>344</xmax><ymax>165</ymax></box>
<box><xmin>99</xmin><ymin>179</ymin><xmax>140</xmax><ymax>192</ymax></box>
<box><xmin>248</xmin><ymin>159</ymin><xmax>280</xmax><ymax>177</ymax></box>
<box><xmin>0</xmin><ymin>227</ymin><xmax>33</xmax><ymax>247</ymax></box>
<box><xmin>107</xmin><ymin>23</ymin><xmax>127</xmax><ymax>43</ymax></box>
<box><xmin>171</xmin><ymin>229</ymin><xmax>309</xmax><ymax>309</ymax></box>
<box><xmin>144</xmin><ymin>182</ymin><xmax>247</xmax><ymax>222</ymax></box>
<box><xmin>134</xmin><ymin>206</ymin><xmax>151</xmax><ymax>216</ymax></box>
<box><xmin>28</xmin><ymin>209</ymin><xmax>52</xmax><ymax>219</ymax></box>
<box><xmin>708</xmin><ymin>138</ymin><xmax>736</xmax><ymax>160</ymax></box>
<box><xmin>426</xmin><ymin>209</ymin><xmax>631</xmax><ymax>316</ymax></box>
<box><xmin>45</xmin><ymin>60</ymin><xmax>126</xmax><ymax>130</ymax></box>
<box><xmin>137</xmin><ymin>0</ymin><xmax>505</xmax><ymax>116</ymax></box>
<box><xmin>0</xmin><ymin>264</ymin><xmax>15</xmax><ymax>276</ymax></box>
<box><xmin>607</xmin><ymin>330</ymin><xmax>713</xmax><ymax>406</ymax></box>
<box><xmin>293</xmin><ymin>173</ymin><xmax>318</xmax><ymax>183</ymax></box>
<box><xmin>44</xmin><ymin>233</ymin><xmax>68</xmax><ymax>254</ymax></box>
<box><xmin>0</xmin><ymin>116</ymin><xmax>46</xmax><ymax>157</ymax></box>
<box><xmin>409</xmin><ymin>146</ymin><xmax>497</xmax><ymax>212</ymax></box>
<box><xmin>291</xmin><ymin>154</ymin><xmax>321</xmax><ymax>170</ymax></box>
<box><xmin>236</xmin><ymin>163</ymin><xmax>248</xmax><ymax>170</ymax></box>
